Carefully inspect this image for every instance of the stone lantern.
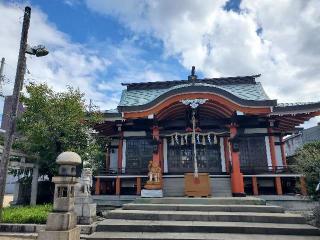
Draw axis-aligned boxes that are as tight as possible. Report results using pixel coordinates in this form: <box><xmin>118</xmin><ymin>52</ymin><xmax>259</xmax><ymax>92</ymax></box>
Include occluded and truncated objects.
<box><xmin>38</xmin><ymin>151</ymin><xmax>81</xmax><ymax>240</ymax></box>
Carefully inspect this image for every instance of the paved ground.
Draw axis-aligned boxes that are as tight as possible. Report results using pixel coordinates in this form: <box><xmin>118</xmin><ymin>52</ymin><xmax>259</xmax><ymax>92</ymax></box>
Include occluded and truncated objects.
<box><xmin>0</xmin><ymin>233</ymin><xmax>36</xmax><ymax>240</ymax></box>
<box><xmin>1</xmin><ymin>233</ymin><xmax>320</xmax><ymax>240</ymax></box>
<box><xmin>3</xmin><ymin>194</ymin><xmax>13</xmax><ymax>207</ymax></box>
<box><xmin>0</xmin><ymin>237</ymin><xmax>35</xmax><ymax>240</ymax></box>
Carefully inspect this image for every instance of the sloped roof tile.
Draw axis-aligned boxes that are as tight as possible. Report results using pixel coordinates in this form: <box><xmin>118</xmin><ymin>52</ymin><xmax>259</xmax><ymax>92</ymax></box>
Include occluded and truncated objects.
<box><xmin>119</xmin><ymin>82</ymin><xmax>270</xmax><ymax>107</ymax></box>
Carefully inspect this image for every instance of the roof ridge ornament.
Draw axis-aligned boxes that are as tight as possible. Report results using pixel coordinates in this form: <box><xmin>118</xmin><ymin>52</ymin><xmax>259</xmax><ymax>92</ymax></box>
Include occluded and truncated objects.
<box><xmin>188</xmin><ymin>66</ymin><xmax>197</xmax><ymax>81</ymax></box>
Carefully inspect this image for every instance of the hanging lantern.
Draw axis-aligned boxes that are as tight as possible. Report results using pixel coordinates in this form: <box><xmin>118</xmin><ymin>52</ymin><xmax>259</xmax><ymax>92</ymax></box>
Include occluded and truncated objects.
<box><xmin>202</xmin><ymin>135</ymin><xmax>206</xmax><ymax>145</ymax></box>
<box><xmin>186</xmin><ymin>127</ymin><xmax>192</xmax><ymax>132</ymax></box>
<box><xmin>214</xmin><ymin>135</ymin><xmax>218</xmax><ymax>144</ymax></box>
<box><xmin>181</xmin><ymin>135</ymin><xmax>185</xmax><ymax>145</ymax></box>
<box><xmin>195</xmin><ymin>127</ymin><xmax>202</xmax><ymax>132</ymax></box>
<box><xmin>208</xmin><ymin>134</ymin><xmax>212</xmax><ymax>144</ymax></box>
<box><xmin>171</xmin><ymin>135</ymin><xmax>174</xmax><ymax>146</ymax></box>
<box><xmin>185</xmin><ymin>135</ymin><xmax>188</xmax><ymax>145</ymax></box>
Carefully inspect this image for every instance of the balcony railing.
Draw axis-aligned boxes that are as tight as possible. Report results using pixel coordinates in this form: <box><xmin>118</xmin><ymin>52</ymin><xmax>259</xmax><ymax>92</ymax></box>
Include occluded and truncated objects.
<box><xmin>95</xmin><ymin>165</ymin><xmax>298</xmax><ymax>176</ymax></box>
<box><xmin>240</xmin><ymin>165</ymin><xmax>297</xmax><ymax>175</ymax></box>
<box><xmin>96</xmin><ymin>168</ymin><xmax>148</xmax><ymax>176</ymax></box>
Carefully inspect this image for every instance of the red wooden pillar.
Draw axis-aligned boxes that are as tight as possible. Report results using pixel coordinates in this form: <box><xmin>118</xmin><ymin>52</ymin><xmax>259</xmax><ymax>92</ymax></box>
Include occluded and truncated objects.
<box><xmin>268</xmin><ymin>128</ymin><xmax>277</xmax><ymax>172</ymax></box>
<box><xmin>118</xmin><ymin>134</ymin><xmax>123</xmax><ymax>174</ymax></box>
<box><xmin>95</xmin><ymin>178</ymin><xmax>101</xmax><ymax>195</ymax></box>
<box><xmin>280</xmin><ymin>136</ymin><xmax>287</xmax><ymax>167</ymax></box>
<box><xmin>275</xmin><ymin>177</ymin><xmax>283</xmax><ymax>195</ymax></box>
<box><xmin>229</xmin><ymin>124</ymin><xmax>245</xmax><ymax>197</ymax></box>
<box><xmin>159</xmin><ymin>141</ymin><xmax>164</xmax><ymax>170</ymax></box>
<box><xmin>252</xmin><ymin>176</ymin><xmax>259</xmax><ymax>196</ymax></box>
<box><xmin>136</xmin><ymin>177</ymin><xmax>141</xmax><ymax>195</ymax></box>
<box><xmin>152</xmin><ymin>126</ymin><xmax>160</xmax><ymax>165</ymax></box>
<box><xmin>115</xmin><ymin>177</ymin><xmax>121</xmax><ymax>195</ymax></box>
<box><xmin>300</xmin><ymin>176</ymin><xmax>308</xmax><ymax>196</ymax></box>
<box><xmin>223</xmin><ymin>137</ymin><xmax>231</xmax><ymax>173</ymax></box>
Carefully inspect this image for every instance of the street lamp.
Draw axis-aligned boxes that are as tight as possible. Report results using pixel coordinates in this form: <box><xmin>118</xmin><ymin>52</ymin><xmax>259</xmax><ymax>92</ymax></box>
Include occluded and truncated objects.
<box><xmin>26</xmin><ymin>44</ymin><xmax>49</xmax><ymax>57</ymax></box>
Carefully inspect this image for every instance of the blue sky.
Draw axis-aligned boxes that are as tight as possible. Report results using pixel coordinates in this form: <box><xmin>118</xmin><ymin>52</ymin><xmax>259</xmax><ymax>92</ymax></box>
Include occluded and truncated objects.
<box><xmin>0</xmin><ymin>0</ymin><xmax>319</xmax><ymax>127</ymax></box>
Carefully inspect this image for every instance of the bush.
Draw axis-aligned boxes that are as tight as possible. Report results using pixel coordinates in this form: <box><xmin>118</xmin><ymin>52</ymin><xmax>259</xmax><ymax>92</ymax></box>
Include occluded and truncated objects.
<box><xmin>2</xmin><ymin>204</ymin><xmax>52</xmax><ymax>224</ymax></box>
<box><xmin>294</xmin><ymin>141</ymin><xmax>320</xmax><ymax>198</ymax></box>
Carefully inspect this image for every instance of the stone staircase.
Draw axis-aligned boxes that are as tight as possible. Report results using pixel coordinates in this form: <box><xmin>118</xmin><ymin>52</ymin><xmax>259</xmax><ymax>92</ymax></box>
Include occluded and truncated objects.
<box><xmin>87</xmin><ymin>197</ymin><xmax>320</xmax><ymax>240</ymax></box>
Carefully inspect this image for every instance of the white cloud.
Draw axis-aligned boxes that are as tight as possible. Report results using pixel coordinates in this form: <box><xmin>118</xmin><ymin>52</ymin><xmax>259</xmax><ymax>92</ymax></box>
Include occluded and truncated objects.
<box><xmin>0</xmin><ymin>3</ymin><xmax>113</xmax><ymax>110</ymax></box>
<box><xmin>0</xmin><ymin>2</ymin><xmax>179</xmax><ymax>111</ymax></box>
<box><xmin>85</xmin><ymin>0</ymin><xmax>320</xmax><ymax>127</ymax></box>
<box><xmin>1</xmin><ymin>1</ymin><xmax>319</xmax><ymax>127</ymax></box>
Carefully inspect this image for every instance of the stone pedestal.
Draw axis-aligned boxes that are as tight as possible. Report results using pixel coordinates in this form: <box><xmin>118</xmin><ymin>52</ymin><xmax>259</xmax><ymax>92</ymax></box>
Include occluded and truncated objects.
<box><xmin>74</xmin><ymin>196</ymin><xmax>96</xmax><ymax>224</ymax></box>
<box><xmin>45</xmin><ymin>212</ymin><xmax>77</xmax><ymax>231</ymax></box>
<box><xmin>38</xmin><ymin>227</ymin><xmax>80</xmax><ymax>240</ymax></box>
<box><xmin>141</xmin><ymin>189</ymin><xmax>163</xmax><ymax>198</ymax></box>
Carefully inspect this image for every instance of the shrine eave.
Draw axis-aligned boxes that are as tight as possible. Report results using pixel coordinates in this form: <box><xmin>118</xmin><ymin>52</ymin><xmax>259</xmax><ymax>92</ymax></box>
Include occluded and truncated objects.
<box><xmin>269</xmin><ymin>101</ymin><xmax>320</xmax><ymax>132</ymax></box>
<box><xmin>271</xmin><ymin>101</ymin><xmax>320</xmax><ymax>115</ymax></box>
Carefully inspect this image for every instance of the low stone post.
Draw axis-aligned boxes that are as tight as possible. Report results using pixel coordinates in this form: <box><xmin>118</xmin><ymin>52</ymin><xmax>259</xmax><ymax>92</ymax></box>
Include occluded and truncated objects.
<box><xmin>38</xmin><ymin>151</ymin><xmax>81</xmax><ymax>240</ymax></box>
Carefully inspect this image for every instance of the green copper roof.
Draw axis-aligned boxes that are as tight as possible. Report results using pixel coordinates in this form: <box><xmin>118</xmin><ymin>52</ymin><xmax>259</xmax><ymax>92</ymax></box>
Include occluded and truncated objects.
<box><xmin>119</xmin><ymin>82</ymin><xmax>270</xmax><ymax>107</ymax></box>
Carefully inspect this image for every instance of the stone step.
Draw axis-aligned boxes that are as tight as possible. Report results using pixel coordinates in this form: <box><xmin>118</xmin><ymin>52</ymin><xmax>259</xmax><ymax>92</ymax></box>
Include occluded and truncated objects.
<box><xmin>123</xmin><ymin>203</ymin><xmax>285</xmax><ymax>213</ymax></box>
<box><xmin>87</xmin><ymin>232</ymin><xmax>320</xmax><ymax>240</ymax></box>
<box><xmin>106</xmin><ymin>209</ymin><xmax>305</xmax><ymax>224</ymax></box>
<box><xmin>133</xmin><ymin>197</ymin><xmax>266</xmax><ymax>205</ymax></box>
<box><xmin>95</xmin><ymin>219</ymin><xmax>320</xmax><ymax>236</ymax></box>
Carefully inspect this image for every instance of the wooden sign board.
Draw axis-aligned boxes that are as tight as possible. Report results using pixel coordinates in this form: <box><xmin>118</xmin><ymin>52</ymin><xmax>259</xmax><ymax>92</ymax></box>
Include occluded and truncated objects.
<box><xmin>184</xmin><ymin>173</ymin><xmax>211</xmax><ymax>197</ymax></box>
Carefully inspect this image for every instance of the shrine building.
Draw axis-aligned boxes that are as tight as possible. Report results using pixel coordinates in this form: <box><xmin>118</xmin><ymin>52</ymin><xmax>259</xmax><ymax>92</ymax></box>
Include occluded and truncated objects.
<box><xmin>94</xmin><ymin>69</ymin><xmax>320</xmax><ymax>198</ymax></box>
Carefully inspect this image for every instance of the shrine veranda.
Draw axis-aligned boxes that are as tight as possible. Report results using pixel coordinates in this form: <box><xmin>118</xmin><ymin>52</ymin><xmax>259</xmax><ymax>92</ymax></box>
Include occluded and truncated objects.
<box><xmin>93</xmin><ymin>73</ymin><xmax>320</xmax><ymax>197</ymax></box>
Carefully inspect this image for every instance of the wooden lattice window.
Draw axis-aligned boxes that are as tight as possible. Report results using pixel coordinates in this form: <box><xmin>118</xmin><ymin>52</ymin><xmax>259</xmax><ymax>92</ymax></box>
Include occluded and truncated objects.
<box><xmin>168</xmin><ymin>143</ymin><xmax>221</xmax><ymax>173</ymax></box>
<box><xmin>126</xmin><ymin>137</ymin><xmax>153</xmax><ymax>174</ymax></box>
<box><xmin>239</xmin><ymin>136</ymin><xmax>268</xmax><ymax>173</ymax></box>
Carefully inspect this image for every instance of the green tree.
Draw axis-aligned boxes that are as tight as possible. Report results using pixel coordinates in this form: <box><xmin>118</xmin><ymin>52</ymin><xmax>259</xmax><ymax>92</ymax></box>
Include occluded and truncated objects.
<box><xmin>17</xmin><ymin>83</ymin><xmax>104</xmax><ymax>179</ymax></box>
<box><xmin>294</xmin><ymin>141</ymin><xmax>320</xmax><ymax>198</ymax></box>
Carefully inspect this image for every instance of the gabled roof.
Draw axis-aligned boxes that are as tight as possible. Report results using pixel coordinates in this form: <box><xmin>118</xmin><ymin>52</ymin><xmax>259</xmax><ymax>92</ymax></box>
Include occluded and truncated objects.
<box><xmin>118</xmin><ymin>75</ymin><xmax>276</xmax><ymax>112</ymax></box>
<box><xmin>98</xmin><ymin>72</ymin><xmax>320</xmax><ymax>134</ymax></box>
<box><xmin>102</xmin><ymin>74</ymin><xmax>320</xmax><ymax>129</ymax></box>
<box><xmin>119</xmin><ymin>82</ymin><xmax>271</xmax><ymax>107</ymax></box>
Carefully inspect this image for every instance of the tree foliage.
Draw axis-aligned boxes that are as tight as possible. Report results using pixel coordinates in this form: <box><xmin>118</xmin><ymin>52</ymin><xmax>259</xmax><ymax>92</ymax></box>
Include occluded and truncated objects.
<box><xmin>17</xmin><ymin>83</ymin><xmax>104</xmax><ymax>179</ymax></box>
<box><xmin>294</xmin><ymin>141</ymin><xmax>320</xmax><ymax>197</ymax></box>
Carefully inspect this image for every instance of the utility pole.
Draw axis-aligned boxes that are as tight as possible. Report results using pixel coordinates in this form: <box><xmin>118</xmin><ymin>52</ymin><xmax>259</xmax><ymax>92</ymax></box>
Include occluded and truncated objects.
<box><xmin>89</xmin><ymin>99</ymin><xmax>93</xmax><ymax>112</ymax></box>
<box><xmin>0</xmin><ymin>58</ymin><xmax>5</xmax><ymax>97</ymax></box>
<box><xmin>0</xmin><ymin>7</ymin><xmax>31</xmax><ymax>220</ymax></box>
<box><xmin>0</xmin><ymin>58</ymin><xmax>4</xmax><ymax>80</ymax></box>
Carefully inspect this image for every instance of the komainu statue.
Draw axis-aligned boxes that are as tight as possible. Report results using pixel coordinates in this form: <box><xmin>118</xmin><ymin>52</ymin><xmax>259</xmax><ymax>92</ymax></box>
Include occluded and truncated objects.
<box><xmin>74</xmin><ymin>167</ymin><xmax>96</xmax><ymax>224</ymax></box>
<box><xmin>144</xmin><ymin>160</ymin><xmax>162</xmax><ymax>190</ymax></box>
<box><xmin>77</xmin><ymin>168</ymin><xmax>93</xmax><ymax>196</ymax></box>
